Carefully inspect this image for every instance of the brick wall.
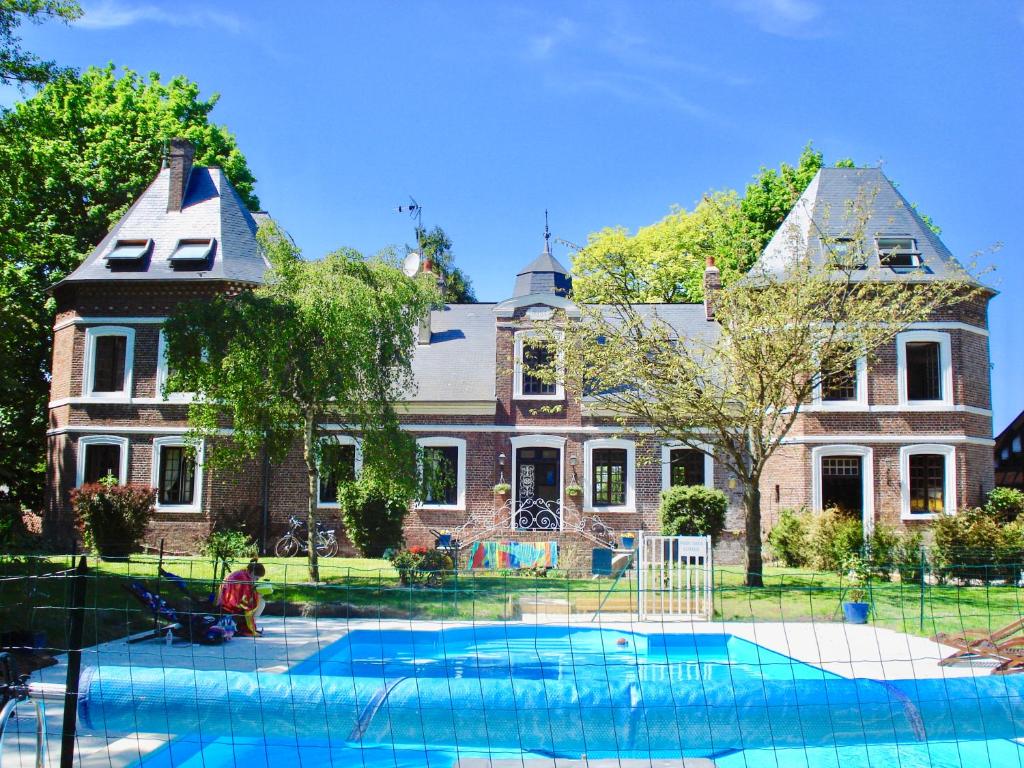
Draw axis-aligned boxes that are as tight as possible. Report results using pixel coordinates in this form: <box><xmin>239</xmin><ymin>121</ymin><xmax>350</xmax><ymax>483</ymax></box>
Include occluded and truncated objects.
<box><xmin>45</xmin><ymin>282</ymin><xmax>996</xmax><ymax>568</ymax></box>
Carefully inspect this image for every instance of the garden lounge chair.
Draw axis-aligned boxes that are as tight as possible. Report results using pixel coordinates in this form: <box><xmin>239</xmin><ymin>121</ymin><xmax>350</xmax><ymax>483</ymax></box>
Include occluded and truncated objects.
<box><xmin>933</xmin><ymin>617</ymin><xmax>1024</xmax><ymax>668</ymax></box>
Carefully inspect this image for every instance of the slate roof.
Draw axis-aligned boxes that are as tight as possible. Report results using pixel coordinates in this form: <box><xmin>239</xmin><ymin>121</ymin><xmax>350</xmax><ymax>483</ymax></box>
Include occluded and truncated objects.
<box><xmin>409</xmin><ymin>304</ymin><xmax>498</xmax><ymax>401</ymax></box>
<box><xmin>757</xmin><ymin>167</ymin><xmax>977</xmax><ymax>284</ymax></box>
<box><xmin>58</xmin><ymin>166</ymin><xmax>269</xmax><ymax>286</ymax></box>
<box><xmin>407</xmin><ymin>300</ymin><xmax>714</xmax><ymax>401</ymax></box>
<box><xmin>512</xmin><ymin>248</ymin><xmax>573</xmax><ymax>297</ymax></box>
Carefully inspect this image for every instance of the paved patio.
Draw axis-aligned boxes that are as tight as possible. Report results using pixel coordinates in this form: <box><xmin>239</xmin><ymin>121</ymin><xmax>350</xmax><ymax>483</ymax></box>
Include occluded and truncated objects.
<box><xmin>0</xmin><ymin>616</ymin><xmax>992</xmax><ymax>768</ymax></box>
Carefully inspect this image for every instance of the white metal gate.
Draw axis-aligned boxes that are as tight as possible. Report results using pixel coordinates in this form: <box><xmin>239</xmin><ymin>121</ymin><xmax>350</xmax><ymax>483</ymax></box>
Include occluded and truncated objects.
<box><xmin>637</xmin><ymin>534</ymin><xmax>713</xmax><ymax>620</ymax></box>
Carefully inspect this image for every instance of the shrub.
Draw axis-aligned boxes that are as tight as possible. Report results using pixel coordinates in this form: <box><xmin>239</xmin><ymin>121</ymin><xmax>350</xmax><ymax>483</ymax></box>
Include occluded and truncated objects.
<box><xmin>931</xmin><ymin>506</ymin><xmax>1021</xmax><ymax>582</ymax></box>
<box><xmin>865</xmin><ymin>522</ymin><xmax>900</xmax><ymax>581</ymax></box>
<box><xmin>893</xmin><ymin>528</ymin><xmax>925</xmax><ymax>584</ymax></box>
<box><xmin>338</xmin><ymin>473</ymin><xmax>412</xmax><ymax>558</ymax></box>
<box><xmin>202</xmin><ymin>529</ymin><xmax>256</xmax><ymax>569</ymax></box>
<box><xmin>767</xmin><ymin>508</ymin><xmax>810</xmax><ymax>567</ymax></box>
<box><xmin>388</xmin><ymin>547</ymin><xmax>453</xmax><ymax>586</ymax></box>
<box><xmin>808</xmin><ymin>508</ymin><xmax>863</xmax><ymax>572</ymax></box>
<box><xmin>71</xmin><ymin>478</ymin><xmax>155</xmax><ymax>559</ymax></box>
<box><xmin>984</xmin><ymin>487</ymin><xmax>1024</xmax><ymax>524</ymax></box>
<box><xmin>659</xmin><ymin>485</ymin><xmax>727</xmax><ymax>542</ymax></box>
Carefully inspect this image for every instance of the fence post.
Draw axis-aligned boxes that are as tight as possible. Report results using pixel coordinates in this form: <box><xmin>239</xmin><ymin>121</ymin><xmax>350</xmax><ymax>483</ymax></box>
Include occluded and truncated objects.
<box><xmin>919</xmin><ymin>545</ymin><xmax>927</xmax><ymax>634</ymax></box>
<box><xmin>59</xmin><ymin>555</ymin><xmax>88</xmax><ymax>768</ymax></box>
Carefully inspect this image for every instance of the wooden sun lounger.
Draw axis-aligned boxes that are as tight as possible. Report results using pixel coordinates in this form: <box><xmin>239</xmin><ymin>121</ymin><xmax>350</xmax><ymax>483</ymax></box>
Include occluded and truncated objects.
<box><xmin>933</xmin><ymin>617</ymin><xmax>1024</xmax><ymax>669</ymax></box>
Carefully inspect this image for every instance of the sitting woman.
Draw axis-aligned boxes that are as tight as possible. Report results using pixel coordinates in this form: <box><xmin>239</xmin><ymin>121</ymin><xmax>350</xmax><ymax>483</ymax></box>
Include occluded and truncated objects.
<box><xmin>218</xmin><ymin>559</ymin><xmax>267</xmax><ymax>637</ymax></box>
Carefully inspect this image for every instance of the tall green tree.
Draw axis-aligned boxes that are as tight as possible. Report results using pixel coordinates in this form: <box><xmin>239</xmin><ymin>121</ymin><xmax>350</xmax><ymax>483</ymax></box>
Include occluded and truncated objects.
<box><xmin>0</xmin><ymin>65</ymin><xmax>257</xmax><ymax>509</ymax></box>
<box><xmin>571</xmin><ymin>191</ymin><xmax>761</xmax><ymax>304</ymax></box>
<box><xmin>1</xmin><ymin>0</ymin><xmax>81</xmax><ymax>87</ymax></box>
<box><xmin>554</xmin><ymin>205</ymin><xmax>978</xmax><ymax>586</ymax></box>
<box><xmin>414</xmin><ymin>225</ymin><xmax>476</xmax><ymax>303</ymax></box>
<box><xmin>163</xmin><ymin>222</ymin><xmax>435</xmax><ymax>581</ymax></box>
<box><xmin>571</xmin><ymin>144</ymin><xmax>858</xmax><ymax>303</ymax></box>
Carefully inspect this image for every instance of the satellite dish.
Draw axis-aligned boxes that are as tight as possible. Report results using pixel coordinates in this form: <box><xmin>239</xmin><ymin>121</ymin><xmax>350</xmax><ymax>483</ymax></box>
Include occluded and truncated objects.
<box><xmin>402</xmin><ymin>252</ymin><xmax>420</xmax><ymax>277</ymax></box>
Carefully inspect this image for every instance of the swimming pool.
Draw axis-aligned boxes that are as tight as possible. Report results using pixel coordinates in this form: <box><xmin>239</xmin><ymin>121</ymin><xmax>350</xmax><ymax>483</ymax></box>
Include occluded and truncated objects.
<box><xmin>121</xmin><ymin>625</ymin><xmax>1024</xmax><ymax>768</ymax></box>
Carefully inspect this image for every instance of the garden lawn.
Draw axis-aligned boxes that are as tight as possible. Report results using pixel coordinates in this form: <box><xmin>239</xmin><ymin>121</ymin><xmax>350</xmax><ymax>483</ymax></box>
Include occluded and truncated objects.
<box><xmin>1</xmin><ymin>556</ymin><xmax>1021</xmax><ymax>651</ymax></box>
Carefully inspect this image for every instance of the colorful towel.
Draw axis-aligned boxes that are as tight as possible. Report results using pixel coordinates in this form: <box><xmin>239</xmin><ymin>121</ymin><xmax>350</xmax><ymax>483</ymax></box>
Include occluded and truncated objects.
<box><xmin>468</xmin><ymin>541</ymin><xmax>558</xmax><ymax>570</ymax></box>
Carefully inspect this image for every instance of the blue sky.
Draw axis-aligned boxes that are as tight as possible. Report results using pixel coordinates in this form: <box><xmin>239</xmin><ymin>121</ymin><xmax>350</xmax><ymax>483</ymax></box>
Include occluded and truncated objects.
<box><xmin>6</xmin><ymin>1</ymin><xmax>1024</xmax><ymax>431</ymax></box>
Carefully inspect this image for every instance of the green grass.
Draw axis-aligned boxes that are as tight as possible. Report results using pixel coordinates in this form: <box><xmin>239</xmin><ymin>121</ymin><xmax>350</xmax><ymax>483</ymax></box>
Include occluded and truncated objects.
<box><xmin>1</xmin><ymin>555</ymin><xmax>1021</xmax><ymax>652</ymax></box>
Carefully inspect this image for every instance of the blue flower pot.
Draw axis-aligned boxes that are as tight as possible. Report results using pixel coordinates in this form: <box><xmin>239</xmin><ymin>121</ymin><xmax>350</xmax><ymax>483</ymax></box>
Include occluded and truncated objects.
<box><xmin>621</xmin><ymin>535</ymin><xmax>635</xmax><ymax>550</ymax></box>
<box><xmin>437</xmin><ymin>534</ymin><xmax>452</xmax><ymax>548</ymax></box>
<box><xmin>842</xmin><ymin>601</ymin><xmax>870</xmax><ymax>624</ymax></box>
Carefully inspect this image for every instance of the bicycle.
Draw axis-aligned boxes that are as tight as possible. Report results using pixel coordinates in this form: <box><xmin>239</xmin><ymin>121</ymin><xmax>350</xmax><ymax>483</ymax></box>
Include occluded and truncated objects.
<box><xmin>273</xmin><ymin>515</ymin><xmax>339</xmax><ymax>558</ymax></box>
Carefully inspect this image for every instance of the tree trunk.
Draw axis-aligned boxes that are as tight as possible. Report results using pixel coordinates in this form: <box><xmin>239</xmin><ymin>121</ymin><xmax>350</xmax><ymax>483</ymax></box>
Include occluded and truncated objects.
<box><xmin>302</xmin><ymin>409</ymin><xmax>320</xmax><ymax>583</ymax></box>
<box><xmin>744</xmin><ymin>485</ymin><xmax>764</xmax><ymax>587</ymax></box>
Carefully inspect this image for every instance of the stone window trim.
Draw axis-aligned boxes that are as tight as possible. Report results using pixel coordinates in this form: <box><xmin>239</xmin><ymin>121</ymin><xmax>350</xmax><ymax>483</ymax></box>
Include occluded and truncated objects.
<box><xmin>810</xmin><ymin>445</ymin><xmax>875</xmax><ymax>536</ymax></box>
<box><xmin>316</xmin><ymin>435</ymin><xmax>363</xmax><ymax>509</ymax></box>
<box><xmin>899</xmin><ymin>443</ymin><xmax>956</xmax><ymax>521</ymax></box>
<box><xmin>75</xmin><ymin>435</ymin><xmax>130</xmax><ymax>488</ymax></box>
<box><xmin>512</xmin><ymin>329</ymin><xmax>564</xmax><ymax>402</ymax></box>
<box><xmin>896</xmin><ymin>330</ymin><xmax>953</xmax><ymax>408</ymax></box>
<box><xmin>150</xmin><ymin>436</ymin><xmax>204</xmax><ymax>514</ymax></box>
<box><xmin>415</xmin><ymin>436</ymin><xmax>467</xmax><ymax>511</ymax></box>
<box><xmin>155</xmin><ymin>330</ymin><xmax>195</xmax><ymax>402</ymax></box>
<box><xmin>812</xmin><ymin>355</ymin><xmax>868</xmax><ymax>410</ymax></box>
<box><xmin>82</xmin><ymin>325</ymin><xmax>135</xmax><ymax>399</ymax></box>
<box><xmin>583</xmin><ymin>437</ymin><xmax>636</xmax><ymax>513</ymax></box>
<box><xmin>660</xmin><ymin>442</ymin><xmax>715</xmax><ymax>491</ymax></box>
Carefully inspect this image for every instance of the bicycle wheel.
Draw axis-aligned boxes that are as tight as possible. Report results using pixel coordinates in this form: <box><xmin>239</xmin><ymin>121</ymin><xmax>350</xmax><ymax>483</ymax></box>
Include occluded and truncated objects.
<box><xmin>274</xmin><ymin>534</ymin><xmax>300</xmax><ymax>558</ymax></box>
<box><xmin>315</xmin><ymin>534</ymin><xmax>338</xmax><ymax>558</ymax></box>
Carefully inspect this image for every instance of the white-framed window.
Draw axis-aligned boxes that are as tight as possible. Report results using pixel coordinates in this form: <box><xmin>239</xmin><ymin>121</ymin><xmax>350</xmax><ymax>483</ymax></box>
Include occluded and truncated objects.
<box><xmin>82</xmin><ymin>326</ymin><xmax>135</xmax><ymax>398</ymax></box>
<box><xmin>76</xmin><ymin>435</ymin><xmax>129</xmax><ymax>487</ymax></box>
<box><xmin>155</xmin><ymin>330</ymin><xmax>195</xmax><ymax>401</ymax></box>
<box><xmin>900</xmin><ymin>444</ymin><xmax>956</xmax><ymax>521</ymax></box>
<box><xmin>513</xmin><ymin>330</ymin><xmax>563</xmax><ymax>401</ymax></box>
<box><xmin>813</xmin><ymin>354</ymin><xmax>868</xmax><ymax>409</ymax></box>
<box><xmin>810</xmin><ymin>445</ymin><xmax>875</xmax><ymax>536</ymax></box>
<box><xmin>416</xmin><ymin>437</ymin><xmax>466</xmax><ymax>510</ymax></box>
<box><xmin>660</xmin><ymin>442</ymin><xmax>714</xmax><ymax>491</ymax></box>
<box><xmin>583</xmin><ymin>438</ymin><xmax>635</xmax><ymax>512</ymax></box>
<box><xmin>317</xmin><ymin>436</ymin><xmax>362</xmax><ymax>508</ymax></box>
<box><xmin>151</xmin><ymin>436</ymin><xmax>203</xmax><ymax>513</ymax></box>
<box><xmin>876</xmin><ymin>236</ymin><xmax>921</xmax><ymax>268</ymax></box>
<box><xmin>896</xmin><ymin>330</ymin><xmax>952</xmax><ymax>407</ymax></box>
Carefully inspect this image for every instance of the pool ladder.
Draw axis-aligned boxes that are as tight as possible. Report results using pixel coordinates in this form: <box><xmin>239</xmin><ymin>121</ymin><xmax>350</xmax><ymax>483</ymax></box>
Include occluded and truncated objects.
<box><xmin>0</xmin><ymin>653</ymin><xmax>48</xmax><ymax>768</ymax></box>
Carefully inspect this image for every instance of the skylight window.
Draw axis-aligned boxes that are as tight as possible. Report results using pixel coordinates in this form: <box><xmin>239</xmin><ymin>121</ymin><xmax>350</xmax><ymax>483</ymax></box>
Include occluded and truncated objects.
<box><xmin>105</xmin><ymin>239</ymin><xmax>152</xmax><ymax>261</ymax></box>
<box><xmin>170</xmin><ymin>238</ymin><xmax>215</xmax><ymax>263</ymax></box>
<box><xmin>876</xmin><ymin>237</ymin><xmax>921</xmax><ymax>268</ymax></box>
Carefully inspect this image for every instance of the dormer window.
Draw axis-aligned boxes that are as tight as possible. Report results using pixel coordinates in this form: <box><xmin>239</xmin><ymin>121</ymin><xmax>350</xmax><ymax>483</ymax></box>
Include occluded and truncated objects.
<box><xmin>876</xmin><ymin>237</ymin><xmax>921</xmax><ymax>268</ymax></box>
<box><xmin>513</xmin><ymin>330</ymin><xmax>563</xmax><ymax>400</ymax></box>
<box><xmin>105</xmin><ymin>238</ymin><xmax>153</xmax><ymax>262</ymax></box>
<box><xmin>823</xmin><ymin>237</ymin><xmax>866</xmax><ymax>268</ymax></box>
<box><xmin>170</xmin><ymin>238</ymin><xmax>215</xmax><ymax>266</ymax></box>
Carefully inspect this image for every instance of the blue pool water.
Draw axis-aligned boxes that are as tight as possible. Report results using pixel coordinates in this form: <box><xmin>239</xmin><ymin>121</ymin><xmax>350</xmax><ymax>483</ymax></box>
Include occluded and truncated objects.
<box><xmin>131</xmin><ymin>625</ymin><xmax>1024</xmax><ymax>768</ymax></box>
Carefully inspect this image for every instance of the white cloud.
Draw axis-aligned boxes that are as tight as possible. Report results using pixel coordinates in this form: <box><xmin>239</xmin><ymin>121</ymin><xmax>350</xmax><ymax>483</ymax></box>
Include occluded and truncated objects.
<box><xmin>76</xmin><ymin>1</ymin><xmax>243</xmax><ymax>34</ymax></box>
<box><xmin>720</xmin><ymin>0</ymin><xmax>825</xmax><ymax>38</ymax></box>
<box><xmin>525</xmin><ymin>17</ymin><xmax>577</xmax><ymax>60</ymax></box>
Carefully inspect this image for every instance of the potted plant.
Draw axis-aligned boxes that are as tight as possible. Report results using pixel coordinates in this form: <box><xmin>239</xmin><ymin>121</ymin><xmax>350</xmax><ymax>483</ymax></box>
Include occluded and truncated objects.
<box><xmin>842</xmin><ymin>555</ymin><xmax>871</xmax><ymax>624</ymax></box>
<box><xmin>493</xmin><ymin>482</ymin><xmax>511</xmax><ymax>503</ymax></box>
<box><xmin>566</xmin><ymin>484</ymin><xmax>583</xmax><ymax>498</ymax></box>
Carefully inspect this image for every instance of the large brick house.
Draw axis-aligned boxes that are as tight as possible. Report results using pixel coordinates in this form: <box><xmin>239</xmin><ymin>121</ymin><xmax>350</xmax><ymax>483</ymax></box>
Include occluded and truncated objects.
<box><xmin>44</xmin><ymin>141</ymin><xmax>995</xmax><ymax>563</ymax></box>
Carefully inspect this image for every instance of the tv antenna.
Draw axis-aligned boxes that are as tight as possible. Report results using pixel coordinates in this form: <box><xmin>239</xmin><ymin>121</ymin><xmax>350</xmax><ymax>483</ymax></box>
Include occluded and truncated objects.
<box><xmin>396</xmin><ymin>196</ymin><xmax>423</xmax><ymax>231</ymax></box>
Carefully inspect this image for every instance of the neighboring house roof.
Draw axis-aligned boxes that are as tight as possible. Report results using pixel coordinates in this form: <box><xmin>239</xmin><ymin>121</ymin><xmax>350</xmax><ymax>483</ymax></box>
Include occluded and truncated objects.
<box><xmin>58</xmin><ymin>166</ymin><xmax>269</xmax><ymax>287</ymax></box>
<box><xmin>995</xmin><ymin>410</ymin><xmax>1024</xmax><ymax>490</ymax></box>
<box><xmin>757</xmin><ymin>167</ymin><xmax>979</xmax><ymax>285</ymax></box>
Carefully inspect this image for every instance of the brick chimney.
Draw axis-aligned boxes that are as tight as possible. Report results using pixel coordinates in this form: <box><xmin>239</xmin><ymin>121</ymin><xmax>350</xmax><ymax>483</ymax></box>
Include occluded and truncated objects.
<box><xmin>703</xmin><ymin>255</ymin><xmax>721</xmax><ymax>321</ymax></box>
<box><xmin>166</xmin><ymin>138</ymin><xmax>195</xmax><ymax>213</ymax></box>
